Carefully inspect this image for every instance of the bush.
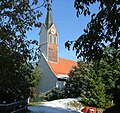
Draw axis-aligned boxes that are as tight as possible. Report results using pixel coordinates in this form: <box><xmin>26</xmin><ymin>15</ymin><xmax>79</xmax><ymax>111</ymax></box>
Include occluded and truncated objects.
<box><xmin>36</xmin><ymin>93</ymin><xmax>48</xmax><ymax>102</ymax></box>
<box><xmin>64</xmin><ymin>60</ymin><xmax>119</xmax><ymax>108</ymax></box>
<box><xmin>64</xmin><ymin>75</ymin><xmax>82</xmax><ymax>98</ymax></box>
<box><xmin>44</xmin><ymin>88</ymin><xmax>66</xmax><ymax>101</ymax></box>
<box><xmin>64</xmin><ymin>61</ymin><xmax>90</xmax><ymax>98</ymax></box>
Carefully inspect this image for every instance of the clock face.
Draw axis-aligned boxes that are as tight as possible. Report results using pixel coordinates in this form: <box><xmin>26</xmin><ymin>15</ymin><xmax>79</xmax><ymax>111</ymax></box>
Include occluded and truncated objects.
<box><xmin>51</xmin><ymin>29</ymin><xmax>55</xmax><ymax>35</ymax></box>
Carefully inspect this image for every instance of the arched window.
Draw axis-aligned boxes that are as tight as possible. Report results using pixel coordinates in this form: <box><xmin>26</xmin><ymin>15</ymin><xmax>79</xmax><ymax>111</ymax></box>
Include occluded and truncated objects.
<box><xmin>49</xmin><ymin>35</ymin><xmax>57</xmax><ymax>44</ymax></box>
<box><xmin>49</xmin><ymin>35</ymin><xmax>52</xmax><ymax>43</ymax></box>
<box><xmin>54</xmin><ymin>36</ymin><xmax>57</xmax><ymax>44</ymax></box>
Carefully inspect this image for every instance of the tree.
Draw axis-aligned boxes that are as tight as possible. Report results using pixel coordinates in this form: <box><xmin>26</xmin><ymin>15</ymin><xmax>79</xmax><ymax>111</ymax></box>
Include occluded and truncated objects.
<box><xmin>81</xmin><ymin>61</ymin><xmax>113</xmax><ymax>108</ymax></box>
<box><xmin>0</xmin><ymin>0</ymin><xmax>46</xmax><ymax>102</ymax></box>
<box><xmin>30</xmin><ymin>65</ymin><xmax>41</xmax><ymax>98</ymax></box>
<box><xmin>64</xmin><ymin>61</ymin><xmax>111</xmax><ymax>108</ymax></box>
<box><xmin>64</xmin><ymin>47</ymin><xmax>120</xmax><ymax>108</ymax></box>
<box><xmin>64</xmin><ymin>61</ymin><xmax>90</xmax><ymax>98</ymax></box>
<box><xmin>100</xmin><ymin>47</ymin><xmax>120</xmax><ymax>105</ymax></box>
<box><xmin>64</xmin><ymin>0</ymin><xmax>120</xmax><ymax>107</ymax></box>
<box><xmin>65</xmin><ymin>0</ymin><xmax>120</xmax><ymax>62</ymax></box>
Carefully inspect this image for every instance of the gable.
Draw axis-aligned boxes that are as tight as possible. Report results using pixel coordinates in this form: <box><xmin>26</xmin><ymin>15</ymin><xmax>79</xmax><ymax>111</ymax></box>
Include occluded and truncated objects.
<box><xmin>48</xmin><ymin>24</ymin><xmax>59</xmax><ymax>36</ymax></box>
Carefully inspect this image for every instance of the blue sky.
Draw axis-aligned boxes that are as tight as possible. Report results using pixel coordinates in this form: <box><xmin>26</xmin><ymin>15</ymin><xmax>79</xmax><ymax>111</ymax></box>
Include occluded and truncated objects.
<box><xmin>27</xmin><ymin>0</ymin><xmax>99</xmax><ymax>61</ymax></box>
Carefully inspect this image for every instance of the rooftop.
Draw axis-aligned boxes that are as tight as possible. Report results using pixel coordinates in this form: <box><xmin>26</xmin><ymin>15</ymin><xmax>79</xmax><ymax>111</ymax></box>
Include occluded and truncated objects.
<box><xmin>48</xmin><ymin>58</ymin><xmax>77</xmax><ymax>78</ymax></box>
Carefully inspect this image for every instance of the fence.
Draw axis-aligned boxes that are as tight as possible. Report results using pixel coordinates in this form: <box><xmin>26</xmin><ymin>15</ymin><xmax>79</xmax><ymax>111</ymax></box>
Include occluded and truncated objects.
<box><xmin>0</xmin><ymin>99</ymin><xmax>28</xmax><ymax>113</ymax></box>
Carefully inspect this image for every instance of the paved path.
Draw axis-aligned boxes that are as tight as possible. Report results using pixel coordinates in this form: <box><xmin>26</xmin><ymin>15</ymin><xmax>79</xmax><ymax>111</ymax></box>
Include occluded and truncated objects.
<box><xmin>28</xmin><ymin>98</ymin><xmax>83</xmax><ymax>113</ymax></box>
<box><xmin>28</xmin><ymin>105</ymin><xmax>80</xmax><ymax>113</ymax></box>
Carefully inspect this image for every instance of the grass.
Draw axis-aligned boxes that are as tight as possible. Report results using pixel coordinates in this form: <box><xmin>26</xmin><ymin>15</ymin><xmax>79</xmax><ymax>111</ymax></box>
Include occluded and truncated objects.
<box><xmin>67</xmin><ymin>100</ymin><xmax>83</xmax><ymax>111</ymax></box>
<box><xmin>28</xmin><ymin>101</ymin><xmax>43</xmax><ymax>106</ymax></box>
<box><xmin>67</xmin><ymin>100</ymin><xmax>120</xmax><ymax>113</ymax></box>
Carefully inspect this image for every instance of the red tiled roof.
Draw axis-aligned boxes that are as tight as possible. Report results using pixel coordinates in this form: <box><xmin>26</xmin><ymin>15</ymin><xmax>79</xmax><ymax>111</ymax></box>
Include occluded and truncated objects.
<box><xmin>48</xmin><ymin>58</ymin><xmax>77</xmax><ymax>77</ymax></box>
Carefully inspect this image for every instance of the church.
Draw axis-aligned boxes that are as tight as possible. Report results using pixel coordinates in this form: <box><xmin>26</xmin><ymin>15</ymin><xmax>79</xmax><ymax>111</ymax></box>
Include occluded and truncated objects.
<box><xmin>36</xmin><ymin>0</ymin><xmax>77</xmax><ymax>96</ymax></box>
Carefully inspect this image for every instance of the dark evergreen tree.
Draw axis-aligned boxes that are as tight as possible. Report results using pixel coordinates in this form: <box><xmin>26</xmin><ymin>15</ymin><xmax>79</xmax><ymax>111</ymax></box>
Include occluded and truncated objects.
<box><xmin>64</xmin><ymin>62</ymin><xmax>90</xmax><ymax>98</ymax></box>
<box><xmin>64</xmin><ymin>47</ymin><xmax>120</xmax><ymax>108</ymax></box>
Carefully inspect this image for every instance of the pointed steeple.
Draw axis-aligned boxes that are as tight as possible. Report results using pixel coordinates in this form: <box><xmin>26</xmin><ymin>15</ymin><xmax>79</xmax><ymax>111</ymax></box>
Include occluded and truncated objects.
<box><xmin>45</xmin><ymin>0</ymin><xmax>53</xmax><ymax>29</ymax></box>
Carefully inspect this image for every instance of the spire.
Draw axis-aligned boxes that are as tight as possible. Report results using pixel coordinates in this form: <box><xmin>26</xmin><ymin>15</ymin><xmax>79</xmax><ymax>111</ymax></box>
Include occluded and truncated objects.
<box><xmin>45</xmin><ymin>0</ymin><xmax>53</xmax><ymax>29</ymax></box>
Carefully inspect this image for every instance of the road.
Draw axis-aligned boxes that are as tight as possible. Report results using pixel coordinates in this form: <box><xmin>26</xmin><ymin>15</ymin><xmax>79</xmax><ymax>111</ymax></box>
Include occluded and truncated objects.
<box><xmin>28</xmin><ymin>98</ymin><xmax>83</xmax><ymax>113</ymax></box>
<box><xmin>28</xmin><ymin>105</ymin><xmax>80</xmax><ymax>113</ymax></box>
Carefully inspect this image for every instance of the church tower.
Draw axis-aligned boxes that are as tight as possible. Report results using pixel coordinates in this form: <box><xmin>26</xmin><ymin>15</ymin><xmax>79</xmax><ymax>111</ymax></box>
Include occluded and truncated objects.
<box><xmin>40</xmin><ymin>0</ymin><xmax>59</xmax><ymax>62</ymax></box>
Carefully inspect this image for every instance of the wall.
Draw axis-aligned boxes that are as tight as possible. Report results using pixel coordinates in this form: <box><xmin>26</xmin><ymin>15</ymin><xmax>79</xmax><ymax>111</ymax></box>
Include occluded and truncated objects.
<box><xmin>40</xmin><ymin>25</ymin><xmax>48</xmax><ymax>59</ymax></box>
<box><xmin>36</xmin><ymin>54</ymin><xmax>57</xmax><ymax>98</ymax></box>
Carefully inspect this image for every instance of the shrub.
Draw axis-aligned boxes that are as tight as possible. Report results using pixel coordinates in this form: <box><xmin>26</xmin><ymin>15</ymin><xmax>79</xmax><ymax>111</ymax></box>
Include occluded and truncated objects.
<box><xmin>64</xmin><ymin>59</ymin><xmax>119</xmax><ymax>108</ymax></box>
<box><xmin>64</xmin><ymin>61</ymin><xmax>90</xmax><ymax>98</ymax></box>
<box><xmin>64</xmin><ymin>75</ymin><xmax>83</xmax><ymax>98</ymax></box>
<box><xmin>44</xmin><ymin>88</ymin><xmax>66</xmax><ymax>101</ymax></box>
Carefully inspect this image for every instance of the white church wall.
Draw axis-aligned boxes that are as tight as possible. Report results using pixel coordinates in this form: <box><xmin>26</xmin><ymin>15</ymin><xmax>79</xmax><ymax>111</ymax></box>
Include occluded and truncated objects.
<box><xmin>36</xmin><ymin>54</ymin><xmax>57</xmax><ymax>98</ymax></box>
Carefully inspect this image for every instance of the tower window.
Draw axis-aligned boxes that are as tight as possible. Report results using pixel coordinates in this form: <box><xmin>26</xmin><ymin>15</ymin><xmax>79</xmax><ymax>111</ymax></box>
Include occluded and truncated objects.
<box><xmin>49</xmin><ymin>35</ymin><xmax>57</xmax><ymax>44</ymax></box>
<box><xmin>54</xmin><ymin>36</ymin><xmax>57</xmax><ymax>44</ymax></box>
<box><xmin>49</xmin><ymin>35</ymin><xmax>52</xmax><ymax>43</ymax></box>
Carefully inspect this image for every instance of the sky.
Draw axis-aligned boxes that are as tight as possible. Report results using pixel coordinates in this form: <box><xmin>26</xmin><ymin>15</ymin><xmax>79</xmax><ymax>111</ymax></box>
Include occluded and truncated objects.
<box><xmin>27</xmin><ymin>0</ymin><xmax>99</xmax><ymax>61</ymax></box>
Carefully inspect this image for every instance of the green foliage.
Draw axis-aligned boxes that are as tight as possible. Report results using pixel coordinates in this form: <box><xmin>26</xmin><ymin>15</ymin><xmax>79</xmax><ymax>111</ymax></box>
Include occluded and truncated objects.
<box><xmin>0</xmin><ymin>0</ymin><xmax>44</xmax><ymax>102</ymax></box>
<box><xmin>30</xmin><ymin>66</ymin><xmax>41</xmax><ymax>98</ymax></box>
<box><xmin>99</xmin><ymin>47</ymin><xmax>120</xmax><ymax>105</ymax></box>
<box><xmin>0</xmin><ymin>63</ymin><xmax>26</xmax><ymax>101</ymax></box>
<box><xmin>64</xmin><ymin>61</ymin><xmax>90</xmax><ymax>98</ymax></box>
<box><xmin>0</xmin><ymin>62</ymin><xmax>41</xmax><ymax>102</ymax></box>
<box><xmin>28</xmin><ymin>101</ymin><xmax>43</xmax><ymax>106</ymax></box>
<box><xmin>81</xmin><ymin>65</ymin><xmax>112</xmax><ymax>108</ymax></box>
<box><xmin>65</xmin><ymin>0</ymin><xmax>120</xmax><ymax>108</ymax></box>
<box><xmin>31</xmin><ymin>66</ymin><xmax>41</xmax><ymax>87</ymax></box>
<box><xmin>65</xmin><ymin>0</ymin><xmax>120</xmax><ymax>62</ymax></box>
<box><xmin>64</xmin><ymin>75</ymin><xmax>82</xmax><ymax>98</ymax></box>
<box><xmin>67</xmin><ymin>100</ymin><xmax>83</xmax><ymax>111</ymax></box>
<box><xmin>64</xmin><ymin>49</ymin><xmax>120</xmax><ymax>108</ymax></box>
<box><xmin>43</xmin><ymin>88</ymin><xmax>66</xmax><ymax>101</ymax></box>
<box><xmin>37</xmin><ymin>93</ymin><xmax>48</xmax><ymax>102</ymax></box>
